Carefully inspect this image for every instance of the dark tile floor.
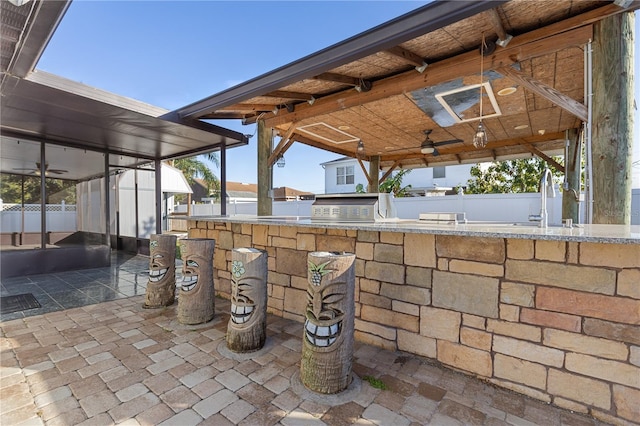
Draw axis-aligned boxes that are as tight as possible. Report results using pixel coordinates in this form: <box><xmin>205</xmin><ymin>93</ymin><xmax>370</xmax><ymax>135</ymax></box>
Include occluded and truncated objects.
<box><xmin>0</xmin><ymin>251</ymin><xmax>156</xmax><ymax>321</ymax></box>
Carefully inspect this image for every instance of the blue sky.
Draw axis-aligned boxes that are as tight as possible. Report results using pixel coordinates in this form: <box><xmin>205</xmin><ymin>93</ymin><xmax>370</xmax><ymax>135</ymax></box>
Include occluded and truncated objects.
<box><xmin>37</xmin><ymin>1</ymin><xmax>639</xmax><ymax>192</ymax></box>
<box><xmin>37</xmin><ymin>0</ymin><xmax>426</xmax><ymax>193</ymax></box>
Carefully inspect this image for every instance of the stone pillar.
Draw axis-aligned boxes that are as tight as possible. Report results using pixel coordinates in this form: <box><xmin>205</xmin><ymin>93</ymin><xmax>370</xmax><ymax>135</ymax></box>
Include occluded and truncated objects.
<box><xmin>177</xmin><ymin>238</ymin><xmax>216</xmax><ymax>325</ymax></box>
<box><xmin>143</xmin><ymin>234</ymin><xmax>177</xmax><ymax>309</ymax></box>
<box><xmin>300</xmin><ymin>251</ymin><xmax>356</xmax><ymax>394</ymax></box>
<box><xmin>226</xmin><ymin>248</ymin><xmax>268</xmax><ymax>353</ymax></box>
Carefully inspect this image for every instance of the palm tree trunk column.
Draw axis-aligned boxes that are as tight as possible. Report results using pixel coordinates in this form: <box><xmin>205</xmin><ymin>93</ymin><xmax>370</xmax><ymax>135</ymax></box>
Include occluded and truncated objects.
<box><xmin>301</xmin><ymin>251</ymin><xmax>356</xmax><ymax>394</ymax></box>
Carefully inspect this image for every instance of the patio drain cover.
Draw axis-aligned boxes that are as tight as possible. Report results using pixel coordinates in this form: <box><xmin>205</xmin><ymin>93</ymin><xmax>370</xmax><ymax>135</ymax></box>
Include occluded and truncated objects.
<box><xmin>1</xmin><ymin>293</ymin><xmax>41</xmax><ymax>314</ymax></box>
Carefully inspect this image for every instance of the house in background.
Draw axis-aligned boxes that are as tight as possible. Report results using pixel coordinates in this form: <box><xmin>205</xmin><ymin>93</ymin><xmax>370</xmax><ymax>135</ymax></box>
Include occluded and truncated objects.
<box><xmin>193</xmin><ymin>180</ymin><xmax>313</xmax><ymax>203</ymax></box>
<box><xmin>321</xmin><ymin>157</ymin><xmax>474</xmax><ymax>195</ymax></box>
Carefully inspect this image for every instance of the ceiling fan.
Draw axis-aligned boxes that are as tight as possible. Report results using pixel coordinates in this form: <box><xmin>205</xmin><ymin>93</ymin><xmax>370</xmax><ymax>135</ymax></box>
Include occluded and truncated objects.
<box><xmin>419</xmin><ymin>130</ymin><xmax>463</xmax><ymax>156</ymax></box>
<box><xmin>12</xmin><ymin>162</ymin><xmax>68</xmax><ymax>175</ymax></box>
<box><xmin>388</xmin><ymin>130</ymin><xmax>463</xmax><ymax>156</ymax></box>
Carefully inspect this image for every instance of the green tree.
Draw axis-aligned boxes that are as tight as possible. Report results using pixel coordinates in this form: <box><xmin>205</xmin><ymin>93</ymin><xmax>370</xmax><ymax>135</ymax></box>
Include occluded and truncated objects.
<box><xmin>464</xmin><ymin>158</ymin><xmax>563</xmax><ymax>194</ymax></box>
<box><xmin>0</xmin><ymin>173</ymin><xmax>75</xmax><ymax>204</ymax></box>
<box><xmin>379</xmin><ymin>169</ymin><xmax>412</xmax><ymax>197</ymax></box>
<box><xmin>172</xmin><ymin>152</ymin><xmax>220</xmax><ymax>201</ymax></box>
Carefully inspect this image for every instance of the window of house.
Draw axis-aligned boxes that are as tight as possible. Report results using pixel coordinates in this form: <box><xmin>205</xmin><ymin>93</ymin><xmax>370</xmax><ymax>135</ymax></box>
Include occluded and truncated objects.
<box><xmin>433</xmin><ymin>166</ymin><xmax>446</xmax><ymax>179</ymax></box>
<box><xmin>336</xmin><ymin>165</ymin><xmax>354</xmax><ymax>185</ymax></box>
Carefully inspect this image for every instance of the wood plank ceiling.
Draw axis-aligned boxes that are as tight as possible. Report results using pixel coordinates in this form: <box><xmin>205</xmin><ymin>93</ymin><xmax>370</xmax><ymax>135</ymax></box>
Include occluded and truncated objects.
<box><xmin>183</xmin><ymin>1</ymin><xmax>639</xmax><ymax>171</ymax></box>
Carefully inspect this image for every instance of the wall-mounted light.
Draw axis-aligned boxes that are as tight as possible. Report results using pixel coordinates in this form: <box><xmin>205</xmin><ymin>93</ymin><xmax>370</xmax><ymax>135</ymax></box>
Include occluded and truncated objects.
<box><xmin>308</xmin><ymin>96</ymin><xmax>316</xmax><ymax>105</ymax></box>
<box><xmin>8</xmin><ymin>0</ymin><xmax>31</xmax><ymax>6</ymax></box>
<box><xmin>276</xmin><ymin>155</ymin><xmax>285</xmax><ymax>168</ymax></box>
<box><xmin>272</xmin><ymin>107</ymin><xmax>279</xmax><ymax>115</ymax></box>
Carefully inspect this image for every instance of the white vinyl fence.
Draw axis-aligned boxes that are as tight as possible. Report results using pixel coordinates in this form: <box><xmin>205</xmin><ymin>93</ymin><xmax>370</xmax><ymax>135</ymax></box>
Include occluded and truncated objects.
<box><xmin>0</xmin><ymin>202</ymin><xmax>77</xmax><ymax>232</ymax></box>
<box><xmin>4</xmin><ymin>189</ymin><xmax>638</xmax><ymax>234</ymax></box>
<box><xmin>172</xmin><ymin>189</ymin><xmax>640</xmax><ymax>228</ymax></box>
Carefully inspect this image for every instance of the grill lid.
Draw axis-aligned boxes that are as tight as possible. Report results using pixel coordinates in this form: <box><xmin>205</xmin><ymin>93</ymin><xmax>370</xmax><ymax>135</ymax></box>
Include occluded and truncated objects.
<box><xmin>311</xmin><ymin>193</ymin><xmax>396</xmax><ymax>222</ymax></box>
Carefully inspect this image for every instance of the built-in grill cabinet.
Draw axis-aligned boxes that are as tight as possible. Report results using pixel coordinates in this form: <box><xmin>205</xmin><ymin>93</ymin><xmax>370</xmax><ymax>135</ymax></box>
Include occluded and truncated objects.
<box><xmin>311</xmin><ymin>193</ymin><xmax>397</xmax><ymax>222</ymax></box>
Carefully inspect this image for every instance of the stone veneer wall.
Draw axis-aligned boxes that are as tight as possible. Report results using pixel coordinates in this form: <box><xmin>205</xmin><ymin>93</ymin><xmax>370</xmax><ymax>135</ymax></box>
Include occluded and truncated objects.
<box><xmin>187</xmin><ymin>220</ymin><xmax>640</xmax><ymax>424</ymax></box>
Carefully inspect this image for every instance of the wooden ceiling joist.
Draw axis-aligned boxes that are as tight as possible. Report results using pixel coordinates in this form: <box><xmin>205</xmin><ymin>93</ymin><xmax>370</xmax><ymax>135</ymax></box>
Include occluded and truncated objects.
<box><xmin>292</xmin><ymin>133</ymin><xmax>355</xmax><ymax>158</ymax></box>
<box><xmin>498</xmin><ymin>66</ymin><xmax>588</xmax><ymax>121</ymax></box>
<box><xmin>220</xmin><ymin>104</ymin><xmax>276</xmax><ymax>112</ymax></box>
<box><xmin>523</xmin><ymin>143</ymin><xmax>565</xmax><ymax>173</ymax></box>
<box><xmin>380</xmin><ymin>159</ymin><xmax>402</xmax><ymax>182</ymax></box>
<box><xmin>264</xmin><ymin>25</ymin><xmax>592</xmax><ymax>127</ymax></box>
<box><xmin>356</xmin><ymin>158</ymin><xmax>373</xmax><ymax>185</ymax></box>
<box><xmin>265</xmin><ymin>90</ymin><xmax>315</xmax><ymax>101</ymax></box>
<box><xmin>268</xmin><ymin>126</ymin><xmax>297</xmax><ymax>166</ymax></box>
<box><xmin>385</xmin><ymin>46</ymin><xmax>427</xmax><ymax>68</ymax></box>
<box><xmin>312</xmin><ymin>72</ymin><xmax>361</xmax><ymax>87</ymax></box>
<box><xmin>384</xmin><ymin>131</ymin><xmax>566</xmax><ymax>162</ymax></box>
<box><xmin>484</xmin><ymin>8</ymin><xmax>512</xmax><ymax>46</ymax></box>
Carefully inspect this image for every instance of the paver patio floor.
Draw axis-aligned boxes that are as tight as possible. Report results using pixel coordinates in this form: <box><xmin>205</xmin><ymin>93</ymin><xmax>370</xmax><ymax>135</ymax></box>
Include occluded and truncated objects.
<box><xmin>0</xmin><ymin>254</ymin><xmax>615</xmax><ymax>425</ymax></box>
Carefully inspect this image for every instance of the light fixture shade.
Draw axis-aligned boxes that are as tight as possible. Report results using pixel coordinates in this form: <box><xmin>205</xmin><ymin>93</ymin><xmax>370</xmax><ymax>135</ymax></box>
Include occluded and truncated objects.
<box><xmin>356</xmin><ymin>140</ymin><xmax>364</xmax><ymax>153</ymax></box>
<box><xmin>472</xmin><ymin>122</ymin><xmax>488</xmax><ymax>148</ymax></box>
<box><xmin>276</xmin><ymin>155</ymin><xmax>285</xmax><ymax>168</ymax></box>
<box><xmin>420</xmin><ymin>142</ymin><xmax>435</xmax><ymax>154</ymax></box>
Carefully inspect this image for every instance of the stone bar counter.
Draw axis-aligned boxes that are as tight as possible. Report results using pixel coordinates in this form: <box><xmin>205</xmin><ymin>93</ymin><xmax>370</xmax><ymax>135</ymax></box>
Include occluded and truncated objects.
<box><xmin>184</xmin><ymin>216</ymin><xmax>640</xmax><ymax>423</ymax></box>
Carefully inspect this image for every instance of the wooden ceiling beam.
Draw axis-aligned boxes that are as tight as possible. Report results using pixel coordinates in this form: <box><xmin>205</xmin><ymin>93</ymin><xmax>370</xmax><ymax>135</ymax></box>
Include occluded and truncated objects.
<box><xmin>312</xmin><ymin>72</ymin><xmax>361</xmax><ymax>86</ymax></box>
<box><xmin>385</xmin><ymin>46</ymin><xmax>426</xmax><ymax>68</ymax></box>
<box><xmin>265</xmin><ymin>90</ymin><xmax>315</xmax><ymax>101</ymax></box>
<box><xmin>264</xmin><ymin>24</ymin><xmax>592</xmax><ymax>127</ymax></box>
<box><xmin>383</xmin><ymin>131</ymin><xmax>566</xmax><ymax>162</ymax></box>
<box><xmin>356</xmin><ymin>158</ymin><xmax>373</xmax><ymax>185</ymax></box>
<box><xmin>522</xmin><ymin>143</ymin><xmax>565</xmax><ymax>173</ymax></box>
<box><xmin>291</xmin><ymin>133</ymin><xmax>358</xmax><ymax>159</ymax></box>
<box><xmin>219</xmin><ymin>104</ymin><xmax>275</xmax><ymax>112</ymax></box>
<box><xmin>484</xmin><ymin>8</ymin><xmax>511</xmax><ymax>46</ymax></box>
<box><xmin>268</xmin><ymin>126</ymin><xmax>297</xmax><ymax>166</ymax></box>
<box><xmin>380</xmin><ymin>160</ymin><xmax>402</xmax><ymax>182</ymax></box>
<box><xmin>498</xmin><ymin>66</ymin><xmax>587</xmax><ymax>121</ymax></box>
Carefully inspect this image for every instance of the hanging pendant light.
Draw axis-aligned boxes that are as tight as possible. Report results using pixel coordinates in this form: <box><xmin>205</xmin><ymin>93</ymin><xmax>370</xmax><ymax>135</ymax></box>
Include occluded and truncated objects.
<box><xmin>473</xmin><ymin>33</ymin><xmax>488</xmax><ymax>149</ymax></box>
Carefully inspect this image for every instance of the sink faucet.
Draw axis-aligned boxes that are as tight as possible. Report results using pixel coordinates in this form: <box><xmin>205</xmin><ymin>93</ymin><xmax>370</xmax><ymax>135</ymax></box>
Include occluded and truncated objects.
<box><xmin>528</xmin><ymin>168</ymin><xmax>556</xmax><ymax>228</ymax></box>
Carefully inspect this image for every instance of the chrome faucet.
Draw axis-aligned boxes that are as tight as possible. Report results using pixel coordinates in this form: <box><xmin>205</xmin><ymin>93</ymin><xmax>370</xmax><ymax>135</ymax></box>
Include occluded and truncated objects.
<box><xmin>528</xmin><ymin>168</ymin><xmax>556</xmax><ymax>228</ymax></box>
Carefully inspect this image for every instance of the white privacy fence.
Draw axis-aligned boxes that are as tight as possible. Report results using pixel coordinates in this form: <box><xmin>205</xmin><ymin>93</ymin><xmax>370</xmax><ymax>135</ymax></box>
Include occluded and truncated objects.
<box><xmin>171</xmin><ymin>191</ymin><xmax>591</xmax><ymax>225</ymax></box>
<box><xmin>0</xmin><ymin>202</ymin><xmax>77</xmax><ymax>232</ymax></box>
<box><xmin>4</xmin><ymin>189</ymin><xmax>639</xmax><ymax>234</ymax></box>
<box><xmin>171</xmin><ymin>189</ymin><xmax>640</xmax><ymax>226</ymax></box>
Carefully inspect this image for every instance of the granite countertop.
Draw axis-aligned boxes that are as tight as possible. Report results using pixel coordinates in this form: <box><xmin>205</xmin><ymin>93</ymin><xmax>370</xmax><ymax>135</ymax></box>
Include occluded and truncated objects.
<box><xmin>178</xmin><ymin>215</ymin><xmax>640</xmax><ymax>244</ymax></box>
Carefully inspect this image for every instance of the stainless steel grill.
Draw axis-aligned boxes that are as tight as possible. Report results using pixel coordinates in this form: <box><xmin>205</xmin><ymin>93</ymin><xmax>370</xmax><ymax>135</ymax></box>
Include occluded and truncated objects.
<box><xmin>311</xmin><ymin>193</ymin><xmax>397</xmax><ymax>222</ymax></box>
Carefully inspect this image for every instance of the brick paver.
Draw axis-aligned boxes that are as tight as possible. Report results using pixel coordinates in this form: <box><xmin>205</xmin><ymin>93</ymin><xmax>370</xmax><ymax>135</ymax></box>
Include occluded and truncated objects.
<box><xmin>0</xmin><ymin>295</ymin><xmax>620</xmax><ymax>426</ymax></box>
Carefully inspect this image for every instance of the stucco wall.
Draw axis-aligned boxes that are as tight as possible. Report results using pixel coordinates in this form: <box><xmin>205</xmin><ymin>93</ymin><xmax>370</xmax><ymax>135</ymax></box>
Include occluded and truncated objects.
<box><xmin>187</xmin><ymin>220</ymin><xmax>640</xmax><ymax>424</ymax></box>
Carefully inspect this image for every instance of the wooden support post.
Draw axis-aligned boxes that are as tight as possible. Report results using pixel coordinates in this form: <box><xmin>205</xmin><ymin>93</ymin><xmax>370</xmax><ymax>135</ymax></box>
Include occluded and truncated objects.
<box><xmin>226</xmin><ymin>248</ymin><xmax>268</xmax><ymax>353</ymax></box>
<box><xmin>592</xmin><ymin>12</ymin><xmax>634</xmax><ymax>224</ymax></box>
<box><xmin>562</xmin><ymin>129</ymin><xmax>582</xmax><ymax>223</ymax></box>
<box><xmin>177</xmin><ymin>238</ymin><xmax>216</xmax><ymax>325</ymax></box>
<box><xmin>257</xmin><ymin>120</ymin><xmax>273</xmax><ymax>216</ymax></box>
<box><xmin>143</xmin><ymin>234</ymin><xmax>177</xmax><ymax>308</ymax></box>
<box><xmin>367</xmin><ymin>156</ymin><xmax>380</xmax><ymax>193</ymax></box>
<box><xmin>301</xmin><ymin>251</ymin><xmax>356</xmax><ymax>394</ymax></box>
